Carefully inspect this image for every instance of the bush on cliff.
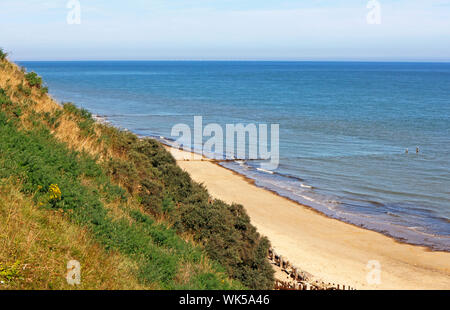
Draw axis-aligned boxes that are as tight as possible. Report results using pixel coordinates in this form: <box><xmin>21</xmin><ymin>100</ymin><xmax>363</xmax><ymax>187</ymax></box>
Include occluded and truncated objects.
<box><xmin>0</xmin><ymin>48</ymin><xmax>7</xmax><ymax>61</ymax></box>
<box><xmin>98</xmin><ymin>126</ymin><xmax>275</xmax><ymax>289</ymax></box>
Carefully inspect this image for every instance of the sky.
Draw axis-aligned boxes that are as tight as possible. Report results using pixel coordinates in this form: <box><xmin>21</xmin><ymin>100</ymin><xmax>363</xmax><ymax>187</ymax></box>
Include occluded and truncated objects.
<box><xmin>1</xmin><ymin>0</ymin><xmax>450</xmax><ymax>61</ymax></box>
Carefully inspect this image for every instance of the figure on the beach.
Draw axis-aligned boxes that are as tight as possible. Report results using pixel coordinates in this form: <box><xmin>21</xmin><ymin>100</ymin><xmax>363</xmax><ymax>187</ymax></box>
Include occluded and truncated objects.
<box><xmin>416</xmin><ymin>146</ymin><xmax>419</xmax><ymax>154</ymax></box>
<box><xmin>405</xmin><ymin>148</ymin><xmax>409</xmax><ymax>154</ymax></box>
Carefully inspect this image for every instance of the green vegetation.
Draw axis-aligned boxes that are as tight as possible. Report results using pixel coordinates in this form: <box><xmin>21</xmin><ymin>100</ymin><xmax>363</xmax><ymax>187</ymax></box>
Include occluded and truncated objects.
<box><xmin>23</xmin><ymin>71</ymin><xmax>48</xmax><ymax>95</ymax></box>
<box><xmin>0</xmin><ymin>106</ymin><xmax>239</xmax><ymax>289</ymax></box>
<box><xmin>0</xmin><ymin>261</ymin><xmax>23</xmax><ymax>283</ymax></box>
<box><xmin>0</xmin><ymin>58</ymin><xmax>274</xmax><ymax>290</ymax></box>
<box><xmin>24</xmin><ymin>72</ymin><xmax>43</xmax><ymax>88</ymax></box>
<box><xmin>63</xmin><ymin>102</ymin><xmax>96</xmax><ymax>136</ymax></box>
<box><xmin>63</xmin><ymin>102</ymin><xmax>92</xmax><ymax>119</ymax></box>
<box><xmin>0</xmin><ymin>48</ymin><xmax>7</xmax><ymax>61</ymax></box>
<box><xmin>17</xmin><ymin>83</ymin><xmax>32</xmax><ymax>97</ymax></box>
<box><xmin>0</xmin><ymin>178</ymin><xmax>147</xmax><ymax>289</ymax></box>
<box><xmin>99</xmin><ymin>131</ymin><xmax>274</xmax><ymax>289</ymax></box>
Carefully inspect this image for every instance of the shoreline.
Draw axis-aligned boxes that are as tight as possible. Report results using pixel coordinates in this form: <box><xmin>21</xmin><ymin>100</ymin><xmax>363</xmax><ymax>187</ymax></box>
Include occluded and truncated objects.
<box><xmin>216</xmin><ymin>163</ymin><xmax>447</xmax><ymax>253</ymax></box>
<box><xmin>157</xmin><ymin>137</ymin><xmax>448</xmax><ymax>253</ymax></box>
<box><xmin>165</xmin><ymin>145</ymin><xmax>450</xmax><ymax>290</ymax></box>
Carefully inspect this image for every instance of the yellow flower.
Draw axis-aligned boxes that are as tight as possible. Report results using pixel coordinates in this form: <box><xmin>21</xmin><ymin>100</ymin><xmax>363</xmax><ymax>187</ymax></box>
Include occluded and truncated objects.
<box><xmin>48</xmin><ymin>184</ymin><xmax>62</xmax><ymax>201</ymax></box>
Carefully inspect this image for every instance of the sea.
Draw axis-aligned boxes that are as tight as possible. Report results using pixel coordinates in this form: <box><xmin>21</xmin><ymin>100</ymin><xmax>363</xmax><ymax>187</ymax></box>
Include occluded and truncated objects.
<box><xmin>18</xmin><ymin>61</ymin><xmax>450</xmax><ymax>251</ymax></box>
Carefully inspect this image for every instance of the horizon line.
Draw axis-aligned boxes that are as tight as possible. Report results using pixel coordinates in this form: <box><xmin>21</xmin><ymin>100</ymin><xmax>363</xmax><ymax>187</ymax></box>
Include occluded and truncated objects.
<box><xmin>14</xmin><ymin>59</ymin><xmax>450</xmax><ymax>63</ymax></box>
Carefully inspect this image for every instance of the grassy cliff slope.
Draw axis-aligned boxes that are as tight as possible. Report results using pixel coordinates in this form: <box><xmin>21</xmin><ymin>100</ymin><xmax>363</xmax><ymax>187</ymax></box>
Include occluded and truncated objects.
<box><xmin>0</xmin><ymin>50</ymin><xmax>274</xmax><ymax>290</ymax></box>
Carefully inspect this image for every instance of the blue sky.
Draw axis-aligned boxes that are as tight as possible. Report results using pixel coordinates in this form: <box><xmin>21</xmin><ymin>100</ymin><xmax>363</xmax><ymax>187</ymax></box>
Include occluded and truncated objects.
<box><xmin>1</xmin><ymin>0</ymin><xmax>450</xmax><ymax>61</ymax></box>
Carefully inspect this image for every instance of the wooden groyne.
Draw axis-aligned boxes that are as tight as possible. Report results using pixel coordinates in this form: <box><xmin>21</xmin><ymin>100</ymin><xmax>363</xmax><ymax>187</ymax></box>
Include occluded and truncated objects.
<box><xmin>268</xmin><ymin>248</ymin><xmax>356</xmax><ymax>291</ymax></box>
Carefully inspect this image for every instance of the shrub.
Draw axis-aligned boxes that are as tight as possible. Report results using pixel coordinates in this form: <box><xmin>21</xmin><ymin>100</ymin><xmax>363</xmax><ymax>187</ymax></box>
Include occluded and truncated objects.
<box><xmin>42</xmin><ymin>110</ymin><xmax>62</xmax><ymax>128</ymax></box>
<box><xmin>13</xmin><ymin>107</ymin><xmax>21</xmax><ymax>117</ymax></box>
<box><xmin>0</xmin><ymin>89</ymin><xmax>12</xmax><ymax>106</ymax></box>
<box><xmin>99</xmin><ymin>124</ymin><xmax>275</xmax><ymax>289</ymax></box>
<box><xmin>25</xmin><ymin>72</ymin><xmax>43</xmax><ymax>88</ymax></box>
<box><xmin>0</xmin><ymin>48</ymin><xmax>7</xmax><ymax>61</ymax></box>
<box><xmin>40</xmin><ymin>86</ymin><xmax>49</xmax><ymax>96</ymax></box>
<box><xmin>63</xmin><ymin>102</ymin><xmax>92</xmax><ymax>120</ymax></box>
<box><xmin>17</xmin><ymin>84</ymin><xmax>31</xmax><ymax>96</ymax></box>
<box><xmin>78</xmin><ymin>118</ymin><xmax>95</xmax><ymax>137</ymax></box>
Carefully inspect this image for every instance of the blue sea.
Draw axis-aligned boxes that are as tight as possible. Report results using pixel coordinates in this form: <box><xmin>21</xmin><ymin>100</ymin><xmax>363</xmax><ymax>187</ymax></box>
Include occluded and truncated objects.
<box><xmin>19</xmin><ymin>61</ymin><xmax>450</xmax><ymax>251</ymax></box>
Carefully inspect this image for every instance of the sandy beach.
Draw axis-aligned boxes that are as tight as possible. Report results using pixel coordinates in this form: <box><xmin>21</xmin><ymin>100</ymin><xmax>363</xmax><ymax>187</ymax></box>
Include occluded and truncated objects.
<box><xmin>167</xmin><ymin>146</ymin><xmax>450</xmax><ymax>290</ymax></box>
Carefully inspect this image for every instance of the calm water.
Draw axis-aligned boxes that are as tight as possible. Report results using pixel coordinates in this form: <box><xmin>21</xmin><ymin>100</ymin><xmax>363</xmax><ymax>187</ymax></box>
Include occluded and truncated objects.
<box><xmin>19</xmin><ymin>61</ymin><xmax>450</xmax><ymax>251</ymax></box>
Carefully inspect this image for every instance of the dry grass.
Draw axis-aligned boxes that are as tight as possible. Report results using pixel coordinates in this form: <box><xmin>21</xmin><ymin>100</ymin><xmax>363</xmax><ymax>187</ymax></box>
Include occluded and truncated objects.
<box><xmin>0</xmin><ymin>59</ymin><xmax>122</xmax><ymax>161</ymax></box>
<box><xmin>0</xmin><ymin>179</ymin><xmax>146</xmax><ymax>290</ymax></box>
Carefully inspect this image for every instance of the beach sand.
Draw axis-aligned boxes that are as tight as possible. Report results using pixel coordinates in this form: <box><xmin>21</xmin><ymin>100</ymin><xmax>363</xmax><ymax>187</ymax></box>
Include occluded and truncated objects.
<box><xmin>167</xmin><ymin>146</ymin><xmax>450</xmax><ymax>290</ymax></box>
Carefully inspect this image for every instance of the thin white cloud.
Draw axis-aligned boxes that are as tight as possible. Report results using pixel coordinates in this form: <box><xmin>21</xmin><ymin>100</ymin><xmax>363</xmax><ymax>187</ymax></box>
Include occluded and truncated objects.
<box><xmin>1</xmin><ymin>0</ymin><xmax>449</xmax><ymax>60</ymax></box>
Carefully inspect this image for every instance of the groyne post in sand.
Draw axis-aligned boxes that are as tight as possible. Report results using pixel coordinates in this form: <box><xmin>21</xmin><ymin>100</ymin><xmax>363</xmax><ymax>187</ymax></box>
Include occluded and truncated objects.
<box><xmin>284</xmin><ymin>260</ymin><xmax>290</xmax><ymax>270</ymax></box>
<box><xmin>268</xmin><ymin>248</ymin><xmax>355</xmax><ymax>290</ymax></box>
<box><xmin>291</xmin><ymin>266</ymin><xmax>298</xmax><ymax>280</ymax></box>
<box><xmin>268</xmin><ymin>248</ymin><xmax>274</xmax><ymax>260</ymax></box>
<box><xmin>273</xmin><ymin>252</ymin><xmax>280</xmax><ymax>266</ymax></box>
